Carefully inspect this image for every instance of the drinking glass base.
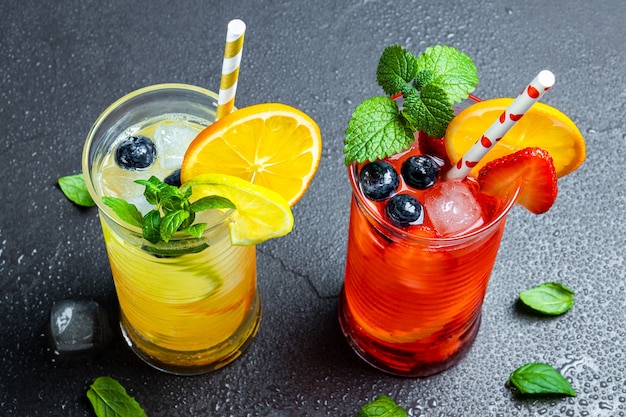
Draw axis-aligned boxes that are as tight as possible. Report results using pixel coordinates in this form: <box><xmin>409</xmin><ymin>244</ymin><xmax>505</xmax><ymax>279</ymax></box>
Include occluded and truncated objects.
<box><xmin>338</xmin><ymin>290</ymin><xmax>480</xmax><ymax>377</ymax></box>
<box><xmin>119</xmin><ymin>294</ymin><xmax>262</xmax><ymax>375</ymax></box>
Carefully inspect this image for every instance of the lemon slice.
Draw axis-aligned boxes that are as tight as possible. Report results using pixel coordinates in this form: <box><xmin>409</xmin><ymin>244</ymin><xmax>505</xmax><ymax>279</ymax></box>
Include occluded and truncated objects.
<box><xmin>445</xmin><ymin>98</ymin><xmax>586</xmax><ymax>178</ymax></box>
<box><xmin>181</xmin><ymin>103</ymin><xmax>322</xmax><ymax>206</ymax></box>
<box><xmin>183</xmin><ymin>174</ymin><xmax>293</xmax><ymax>246</ymax></box>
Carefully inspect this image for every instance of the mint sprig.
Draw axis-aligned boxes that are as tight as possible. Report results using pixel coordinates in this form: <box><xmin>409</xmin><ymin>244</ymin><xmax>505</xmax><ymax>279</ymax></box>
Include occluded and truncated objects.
<box><xmin>344</xmin><ymin>44</ymin><xmax>478</xmax><ymax>165</ymax></box>
<box><xmin>87</xmin><ymin>376</ymin><xmax>147</xmax><ymax>417</ymax></box>
<box><xmin>103</xmin><ymin>176</ymin><xmax>235</xmax><ymax>244</ymax></box>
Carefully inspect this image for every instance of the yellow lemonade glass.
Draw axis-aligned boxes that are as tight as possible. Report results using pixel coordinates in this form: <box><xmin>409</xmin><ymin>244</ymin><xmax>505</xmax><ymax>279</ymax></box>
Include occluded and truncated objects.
<box><xmin>82</xmin><ymin>84</ymin><xmax>260</xmax><ymax>375</ymax></box>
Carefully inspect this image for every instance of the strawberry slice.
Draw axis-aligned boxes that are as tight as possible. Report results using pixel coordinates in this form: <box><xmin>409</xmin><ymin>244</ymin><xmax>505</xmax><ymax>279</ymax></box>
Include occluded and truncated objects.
<box><xmin>417</xmin><ymin>131</ymin><xmax>451</xmax><ymax>170</ymax></box>
<box><xmin>477</xmin><ymin>147</ymin><xmax>558</xmax><ymax>214</ymax></box>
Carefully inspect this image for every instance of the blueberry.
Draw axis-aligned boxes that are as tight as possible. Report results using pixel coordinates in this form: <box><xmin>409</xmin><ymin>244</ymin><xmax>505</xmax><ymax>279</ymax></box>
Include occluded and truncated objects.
<box><xmin>385</xmin><ymin>194</ymin><xmax>424</xmax><ymax>227</ymax></box>
<box><xmin>115</xmin><ymin>135</ymin><xmax>157</xmax><ymax>170</ymax></box>
<box><xmin>164</xmin><ymin>169</ymin><xmax>181</xmax><ymax>187</ymax></box>
<box><xmin>359</xmin><ymin>161</ymin><xmax>399</xmax><ymax>201</ymax></box>
<box><xmin>401</xmin><ymin>155</ymin><xmax>440</xmax><ymax>190</ymax></box>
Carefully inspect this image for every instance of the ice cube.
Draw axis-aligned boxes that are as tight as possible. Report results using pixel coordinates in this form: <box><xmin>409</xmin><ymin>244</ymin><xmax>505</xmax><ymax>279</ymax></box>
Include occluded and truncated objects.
<box><xmin>125</xmin><ymin>193</ymin><xmax>154</xmax><ymax>216</ymax></box>
<box><xmin>154</xmin><ymin>123</ymin><xmax>200</xmax><ymax>170</ymax></box>
<box><xmin>424</xmin><ymin>180</ymin><xmax>484</xmax><ymax>236</ymax></box>
<box><xmin>48</xmin><ymin>299</ymin><xmax>112</xmax><ymax>360</ymax></box>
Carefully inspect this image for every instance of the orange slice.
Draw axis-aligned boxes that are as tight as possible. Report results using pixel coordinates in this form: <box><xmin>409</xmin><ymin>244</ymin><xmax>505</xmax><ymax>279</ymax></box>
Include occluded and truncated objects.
<box><xmin>181</xmin><ymin>103</ymin><xmax>322</xmax><ymax>206</ymax></box>
<box><xmin>445</xmin><ymin>98</ymin><xmax>586</xmax><ymax>178</ymax></box>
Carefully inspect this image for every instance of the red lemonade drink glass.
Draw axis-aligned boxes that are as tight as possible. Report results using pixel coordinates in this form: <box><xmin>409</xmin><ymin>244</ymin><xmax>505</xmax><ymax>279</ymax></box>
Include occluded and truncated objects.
<box><xmin>338</xmin><ymin>44</ymin><xmax>584</xmax><ymax>377</ymax></box>
<box><xmin>339</xmin><ymin>137</ymin><xmax>520</xmax><ymax>377</ymax></box>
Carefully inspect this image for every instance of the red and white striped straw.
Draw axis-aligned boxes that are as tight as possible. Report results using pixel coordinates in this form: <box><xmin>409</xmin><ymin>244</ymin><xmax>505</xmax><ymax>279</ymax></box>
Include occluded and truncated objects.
<box><xmin>446</xmin><ymin>70</ymin><xmax>556</xmax><ymax>180</ymax></box>
<box><xmin>216</xmin><ymin>19</ymin><xmax>246</xmax><ymax>120</ymax></box>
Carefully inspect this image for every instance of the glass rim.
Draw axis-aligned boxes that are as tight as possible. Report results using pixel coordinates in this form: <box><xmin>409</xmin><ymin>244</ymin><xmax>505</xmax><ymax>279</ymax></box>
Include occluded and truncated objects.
<box><xmin>81</xmin><ymin>83</ymin><xmax>232</xmax><ymax>234</ymax></box>
<box><xmin>347</xmin><ymin>162</ymin><xmax>521</xmax><ymax>245</ymax></box>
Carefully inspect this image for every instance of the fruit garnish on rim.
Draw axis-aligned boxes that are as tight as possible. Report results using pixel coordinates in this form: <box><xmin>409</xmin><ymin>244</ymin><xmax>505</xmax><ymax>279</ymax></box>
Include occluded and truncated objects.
<box><xmin>445</xmin><ymin>98</ymin><xmax>585</xmax><ymax>178</ymax></box>
<box><xmin>181</xmin><ymin>102</ymin><xmax>322</xmax><ymax>207</ymax></box>
<box><xmin>181</xmin><ymin>174</ymin><xmax>294</xmax><ymax>246</ymax></box>
<box><xmin>478</xmin><ymin>147</ymin><xmax>558</xmax><ymax>215</ymax></box>
<box><xmin>101</xmin><ymin>174</ymin><xmax>293</xmax><ymax>247</ymax></box>
<box><xmin>343</xmin><ymin>43</ymin><xmax>585</xmax><ymax>233</ymax></box>
<box><xmin>97</xmin><ymin>102</ymin><xmax>321</xmax><ymax>248</ymax></box>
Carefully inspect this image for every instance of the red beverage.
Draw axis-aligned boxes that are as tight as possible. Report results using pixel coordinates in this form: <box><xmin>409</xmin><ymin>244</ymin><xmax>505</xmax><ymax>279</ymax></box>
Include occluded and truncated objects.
<box><xmin>339</xmin><ymin>136</ymin><xmax>520</xmax><ymax>376</ymax></box>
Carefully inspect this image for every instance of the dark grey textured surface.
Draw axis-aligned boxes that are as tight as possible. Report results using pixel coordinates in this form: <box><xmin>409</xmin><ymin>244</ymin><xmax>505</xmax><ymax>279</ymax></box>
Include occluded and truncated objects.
<box><xmin>1</xmin><ymin>0</ymin><xmax>625</xmax><ymax>416</ymax></box>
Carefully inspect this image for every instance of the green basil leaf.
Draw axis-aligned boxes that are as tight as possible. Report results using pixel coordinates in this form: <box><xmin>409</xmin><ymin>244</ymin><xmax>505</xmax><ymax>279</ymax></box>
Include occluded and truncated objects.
<box><xmin>58</xmin><ymin>174</ymin><xmax>96</xmax><ymax>207</ymax></box>
<box><xmin>183</xmin><ymin>185</ymin><xmax>193</xmax><ymax>200</ymax></box>
<box><xmin>86</xmin><ymin>376</ymin><xmax>147</xmax><ymax>417</ymax></box>
<box><xmin>519</xmin><ymin>282</ymin><xmax>575</xmax><ymax>315</ymax></box>
<box><xmin>160</xmin><ymin>210</ymin><xmax>189</xmax><ymax>242</ymax></box>
<box><xmin>104</xmin><ymin>175</ymin><xmax>231</xmax><ymax>250</ymax></box>
<box><xmin>158</xmin><ymin>182</ymin><xmax>185</xmax><ymax>200</ymax></box>
<box><xmin>142</xmin><ymin>210</ymin><xmax>162</xmax><ymax>244</ymax></box>
<box><xmin>135</xmin><ymin>176</ymin><xmax>166</xmax><ymax>205</ymax></box>
<box><xmin>181</xmin><ymin>223</ymin><xmax>207</xmax><ymax>239</ymax></box>
<box><xmin>358</xmin><ymin>395</ymin><xmax>407</xmax><ymax>417</ymax></box>
<box><xmin>180</xmin><ymin>211</ymin><xmax>196</xmax><ymax>229</ymax></box>
<box><xmin>161</xmin><ymin>195</ymin><xmax>187</xmax><ymax>213</ymax></box>
<box><xmin>190</xmin><ymin>196</ymin><xmax>235</xmax><ymax>212</ymax></box>
<box><xmin>507</xmin><ymin>362</ymin><xmax>576</xmax><ymax>396</ymax></box>
<box><xmin>102</xmin><ymin>197</ymin><xmax>143</xmax><ymax>227</ymax></box>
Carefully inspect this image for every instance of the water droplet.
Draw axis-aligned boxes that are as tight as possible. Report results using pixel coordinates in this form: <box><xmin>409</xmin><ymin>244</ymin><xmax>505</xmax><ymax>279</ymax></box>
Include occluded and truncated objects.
<box><xmin>599</xmin><ymin>402</ymin><xmax>614</xmax><ymax>410</ymax></box>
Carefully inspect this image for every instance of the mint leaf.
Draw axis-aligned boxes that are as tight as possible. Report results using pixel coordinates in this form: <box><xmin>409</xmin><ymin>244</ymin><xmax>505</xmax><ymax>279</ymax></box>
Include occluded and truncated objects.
<box><xmin>519</xmin><ymin>282</ymin><xmax>575</xmax><ymax>315</ymax></box>
<box><xmin>402</xmin><ymin>83</ymin><xmax>454</xmax><ymax>138</ymax></box>
<box><xmin>413</xmin><ymin>69</ymin><xmax>434</xmax><ymax>90</ymax></box>
<box><xmin>142</xmin><ymin>210</ymin><xmax>162</xmax><ymax>244</ymax></box>
<box><xmin>507</xmin><ymin>363</ymin><xmax>576</xmax><ymax>396</ymax></box>
<box><xmin>58</xmin><ymin>174</ymin><xmax>95</xmax><ymax>207</ymax></box>
<box><xmin>344</xmin><ymin>96</ymin><xmax>414</xmax><ymax>164</ymax></box>
<box><xmin>160</xmin><ymin>210</ymin><xmax>190</xmax><ymax>242</ymax></box>
<box><xmin>86</xmin><ymin>376</ymin><xmax>147</xmax><ymax>417</ymax></box>
<box><xmin>190</xmin><ymin>195</ymin><xmax>236</xmax><ymax>212</ymax></box>
<box><xmin>358</xmin><ymin>395</ymin><xmax>407</xmax><ymax>417</ymax></box>
<box><xmin>181</xmin><ymin>223</ymin><xmax>207</xmax><ymax>239</ymax></box>
<box><xmin>415</xmin><ymin>45</ymin><xmax>478</xmax><ymax>103</ymax></box>
<box><xmin>135</xmin><ymin>176</ymin><xmax>166</xmax><ymax>205</ymax></box>
<box><xmin>102</xmin><ymin>197</ymin><xmax>143</xmax><ymax>227</ymax></box>
<box><xmin>376</xmin><ymin>45</ymin><xmax>418</xmax><ymax>96</ymax></box>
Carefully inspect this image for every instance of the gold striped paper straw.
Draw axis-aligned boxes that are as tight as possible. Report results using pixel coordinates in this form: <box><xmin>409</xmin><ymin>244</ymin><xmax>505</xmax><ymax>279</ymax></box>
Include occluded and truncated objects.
<box><xmin>216</xmin><ymin>19</ymin><xmax>246</xmax><ymax>120</ymax></box>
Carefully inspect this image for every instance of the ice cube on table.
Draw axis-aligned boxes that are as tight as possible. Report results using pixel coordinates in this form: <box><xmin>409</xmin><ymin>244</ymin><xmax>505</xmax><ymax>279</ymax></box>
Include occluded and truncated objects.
<box><xmin>154</xmin><ymin>123</ymin><xmax>200</xmax><ymax>170</ymax></box>
<box><xmin>48</xmin><ymin>299</ymin><xmax>112</xmax><ymax>360</ymax></box>
<box><xmin>424</xmin><ymin>180</ymin><xmax>484</xmax><ymax>236</ymax></box>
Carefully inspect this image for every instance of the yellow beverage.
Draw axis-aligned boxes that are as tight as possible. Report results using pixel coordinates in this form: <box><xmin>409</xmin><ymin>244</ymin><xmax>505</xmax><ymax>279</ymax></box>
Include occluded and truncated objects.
<box><xmin>100</xmin><ymin>209</ymin><xmax>259</xmax><ymax>372</ymax></box>
<box><xmin>83</xmin><ymin>84</ymin><xmax>261</xmax><ymax>374</ymax></box>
